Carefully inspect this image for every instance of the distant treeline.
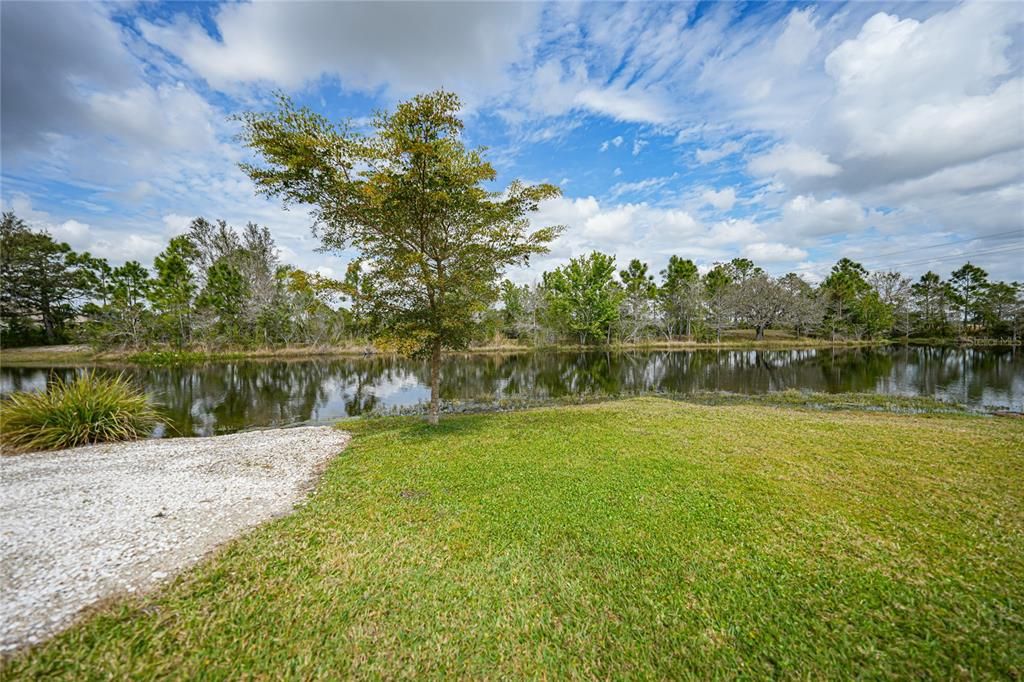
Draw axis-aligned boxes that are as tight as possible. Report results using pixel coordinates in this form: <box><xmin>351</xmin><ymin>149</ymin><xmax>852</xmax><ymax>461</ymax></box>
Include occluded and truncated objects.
<box><xmin>1</xmin><ymin>211</ymin><xmax>1021</xmax><ymax>349</ymax></box>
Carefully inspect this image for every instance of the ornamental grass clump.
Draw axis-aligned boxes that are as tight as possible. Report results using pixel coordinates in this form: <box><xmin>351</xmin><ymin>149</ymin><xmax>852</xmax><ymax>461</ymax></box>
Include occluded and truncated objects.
<box><xmin>0</xmin><ymin>372</ymin><xmax>160</xmax><ymax>453</ymax></box>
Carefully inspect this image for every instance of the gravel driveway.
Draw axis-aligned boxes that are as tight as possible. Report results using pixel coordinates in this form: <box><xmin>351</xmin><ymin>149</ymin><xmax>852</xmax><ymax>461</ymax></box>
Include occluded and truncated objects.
<box><xmin>0</xmin><ymin>426</ymin><xmax>350</xmax><ymax>654</ymax></box>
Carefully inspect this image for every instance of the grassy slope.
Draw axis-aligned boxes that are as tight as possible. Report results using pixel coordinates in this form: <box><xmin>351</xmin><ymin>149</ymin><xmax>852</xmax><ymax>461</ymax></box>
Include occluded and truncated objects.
<box><xmin>5</xmin><ymin>399</ymin><xmax>1023</xmax><ymax>678</ymax></box>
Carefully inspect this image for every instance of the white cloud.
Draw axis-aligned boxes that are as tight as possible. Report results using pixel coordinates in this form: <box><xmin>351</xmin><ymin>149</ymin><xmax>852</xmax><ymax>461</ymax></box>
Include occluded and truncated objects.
<box><xmin>161</xmin><ymin>213</ymin><xmax>194</xmax><ymax>236</ymax></box>
<box><xmin>609</xmin><ymin>174</ymin><xmax>677</xmax><ymax>200</ymax></box>
<box><xmin>705</xmin><ymin>218</ymin><xmax>764</xmax><ymax>246</ymax></box>
<box><xmin>90</xmin><ymin>234</ymin><xmax>169</xmax><ymax>263</ymax></box>
<box><xmin>695</xmin><ymin>140</ymin><xmax>743</xmax><ymax>164</ymax></box>
<box><xmin>139</xmin><ymin>3</ymin><xmax>541</xmax><ymax>98</ymax></box>
<box><xmin>52</xmin><ymin>219</ymin><xmax>90</xmax><ymax>243</ymax></box>
<box><xmin>780</xmin><ymin>195</ymin><xmax>866</xmax><ymax>237</ymax></box>
<box><xmin>0</xmin><ymin>2</ymin><xmax>138</xmax><ymax>157</ymax></box>
<box><xmin>600</xmin><ymin>135</ymin><xmax>624</xmax><ymax>152</ymax></box>
<box><xmin>701</xmin><ymin>187</ymin><xmax>737</xmax><ymax>211</ymax></box>
<box><xmin>822</xmin><ymin>4</ymin><xmax>1024</xmax><ymax>188</ymax></box>
<box><xmin>613</xmin><ymin>167</ymin><xmax>623</xmax><ymax>177</ymax></box>
<box><xmin>574</xmin><ymin>87</ymin><xmax>670</xmax><ymax>124</ymax></box>
<box><xmin>876</xmin><ymin>151</ymin><xmax>1024</xmax><ymax>204</ymax></box>
<box><xmin>0</xmin><ymin>194</ymin><xmax>164</xmax><ymax>264</ymax></box>
<box><xmin>660</xmin><ymin>210</ymin><xmax>701</xmax><ymax>236</ymax></box>
<box><xmin>748</xmin><ymin>143</ymin><xmax>841</xmax><ymax>179</ymax></box>
<box><xmin>742</xmin><ymin>242</ymin><xmax>808</xmax><ymax>263</ymax></box>
<box><xmin>632</xmin><ymin>138</ymin><xmax>649</xmax><ymax>156</ymax></box>
<box><xmin>582</xmin><ymin>204</ymin><xmax>644</xmax><ymax>242</ymax></box>
<box><xmin>86</xmin><ymin>83</ymin><xmax>219</xmax><ymax>154</ymax></box>
<box><xmin>517</xmin><ymin>195</ymin><xmax>706</xmax><ymax>283</ymax></box>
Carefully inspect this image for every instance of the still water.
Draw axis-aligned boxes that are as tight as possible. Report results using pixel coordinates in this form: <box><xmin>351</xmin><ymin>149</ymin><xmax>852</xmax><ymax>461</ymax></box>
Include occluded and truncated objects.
<box><xmin>2</xmin><ymin>347</ymin><xmax>1021</xmax><ymax>436</ymax></box>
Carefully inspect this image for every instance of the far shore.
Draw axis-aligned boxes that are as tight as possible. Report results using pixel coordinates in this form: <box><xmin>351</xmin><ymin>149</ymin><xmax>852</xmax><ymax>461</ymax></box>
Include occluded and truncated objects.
<box><xmin>1</xmin><ymin>335</ymin><xmax>1019</xmax><ymax>367</ymax></box>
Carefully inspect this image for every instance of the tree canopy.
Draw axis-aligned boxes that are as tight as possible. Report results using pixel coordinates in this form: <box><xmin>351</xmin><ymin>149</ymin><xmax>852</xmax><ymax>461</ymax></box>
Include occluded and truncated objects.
<box><xmin>237</xmin><ymin>90</ymin><xmax>563</xmax><ymax>422</ymax></box>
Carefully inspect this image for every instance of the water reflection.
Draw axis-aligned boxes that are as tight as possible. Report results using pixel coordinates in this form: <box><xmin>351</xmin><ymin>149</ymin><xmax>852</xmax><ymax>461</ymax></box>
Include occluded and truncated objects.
<box><xmin>2</xmin><ymin>347</ymin><xmax>1020</xmax><ymax>436</ymax></box>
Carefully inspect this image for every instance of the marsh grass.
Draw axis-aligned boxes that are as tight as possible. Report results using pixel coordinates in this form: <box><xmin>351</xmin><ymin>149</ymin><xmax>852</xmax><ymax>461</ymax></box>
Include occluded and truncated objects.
<box><xmin>0</xmin><ymin>371</ymin><xmax>160</xmax><ymax>453</ymax></box>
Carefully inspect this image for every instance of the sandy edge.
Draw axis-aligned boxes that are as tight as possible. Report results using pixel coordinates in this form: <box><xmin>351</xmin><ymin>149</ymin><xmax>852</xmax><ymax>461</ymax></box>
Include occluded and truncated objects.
<box><xmin>0</xmin><ymin>426</ymin><xmax>350</xmax><ymax>655</ymax></box>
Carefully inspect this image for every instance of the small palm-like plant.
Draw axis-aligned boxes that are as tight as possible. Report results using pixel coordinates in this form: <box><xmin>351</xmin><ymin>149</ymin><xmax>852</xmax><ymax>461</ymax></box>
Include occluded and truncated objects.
<box><xmin>0</xmin><ymin>372</ymin><xmax>160</xmax><ymax>453</ymax></box>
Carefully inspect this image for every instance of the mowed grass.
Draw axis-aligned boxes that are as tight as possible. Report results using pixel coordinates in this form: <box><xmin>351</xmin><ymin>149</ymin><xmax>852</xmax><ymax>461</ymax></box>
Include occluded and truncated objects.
<box><xmin>5</xmin><ymin>399</ymin><xmax>1023</xmax><ymax>678</ymax></box>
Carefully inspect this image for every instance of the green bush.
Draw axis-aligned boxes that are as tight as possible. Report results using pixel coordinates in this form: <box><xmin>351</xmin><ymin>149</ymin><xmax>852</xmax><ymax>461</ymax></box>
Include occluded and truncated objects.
<box><xmin>0</xmin><ymin>372</ymin><xmax>160</xmax><ymax>453</ymax></box>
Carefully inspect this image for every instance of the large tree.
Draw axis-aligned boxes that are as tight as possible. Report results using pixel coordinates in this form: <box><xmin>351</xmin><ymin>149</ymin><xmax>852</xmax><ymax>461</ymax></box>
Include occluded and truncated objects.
<box><xmin>238</xmin><ymin>90</ymin><xmax>562</xmax><ymax>423</ymax></box>
<box><xmin>779</xmin><ymin>273</ymin><xmax>823</xmax><ymax>338</ymax></box>
<box><xmin>910</xmin><ymin>271</ymin><xmax>950</xmax><ymax>337</ymax></box>
<box><xmin>703</xmin><ymin>264</ymin><xmax>734</xmax><ymax>342</ymax></box>
<box><xmin>732</xmin><ymin>273</ymin><xmax>790</xmax><ymax>340</ymax></box>
<box><xmin>0</xmin><ymin>212</ymin><xmax>99</xmax><ymax>344</ymax></box>
<box><xmin>543</xmin><ymin>252</ymin><xmax>622</xmax><ymax>345</ymax></box>
<box><xmin>618</xmin><ymin>258</ymin><xmax>657</xmax><ymax>342</ymax></box>
<box><xmin>981</xmin><ymin>281</ymin><xmax>1022</xmax><ymax>338</ymax></box>
<box><xmin>659</xmin><ymin>255</ymin><xmax>700</xmax><ymax>339</ymax></box>
<box><xmin>870</xmin><ymin>271</ymin><xmax>913</xmax><ymax>337</ymax></box>
<box><xmin>822</xmin><ymin>258</ymin><xmax>871</xmax><ymax>340</ymax></box>
<box><xmin>149</xmin><ymin>236</ymin><xmax>199</xmax><ymax>347</ymax></box>
<box><xmin>948</xmin><ymin>262</ymin><xmax>989</xmax><ymax>332</ymax></box>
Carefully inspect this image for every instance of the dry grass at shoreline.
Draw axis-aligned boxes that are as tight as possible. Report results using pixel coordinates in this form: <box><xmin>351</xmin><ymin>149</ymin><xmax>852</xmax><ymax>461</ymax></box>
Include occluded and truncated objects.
<box><xmin>0</xmin><ymin>334</ymin><xmax>955</xmax><ymax>367</ymax></box>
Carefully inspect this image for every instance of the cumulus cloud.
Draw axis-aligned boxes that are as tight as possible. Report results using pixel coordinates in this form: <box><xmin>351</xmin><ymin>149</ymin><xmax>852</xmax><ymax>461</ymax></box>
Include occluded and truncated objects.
<box><xmin>706</xmin><ymin>218</ymin><xmax>764</xmax><ymax>246</ymax></box>
<box><xmin>582</xmin><ymin>204</ymin><xmax>644</xmax><ymax>242</ymax></box>
<box><xmin>161</xmin><ymin>214</ymin><xmax>194</xmax><ymax>237</ymax></box>
<box><xmin>86</xmin><ymin>83</ymin><xmax>220</xmax><ymax>155</ymax></box>
<box><xmin>742</xmin><ymin>242</ymin><xmax>808</xmax><ymax>263</ymax></box>
<box><xmin>139</xmin><ymin>2</ymin><xmax>541</xmax><ymax>97</ymax></box>
<box><xmin>51</xmin><ymin>219</ymin><xmax>91</xmax><ymax>243</ymax></box>
<box><xmin>748</xmin><ymin>144</ymin><xmax>841</xmax><ymax>179</ymax></box>
<box><xmin>780</xmin><ymin>195</ymin><xmax>867</xmax><ymax>237</ymax></box>
<box><xmin>0</xmin><ymin>2</ymin><xmax>138</xmax><ymax>156</ymax></box>
<box><xmin>0</xmin><ymin>194</ymin><xmax>162</xmax><ymax>264</ymax></box>
<box><xmin>701</xmin><ymin>187</ymin><xmax>737</xmax><ymax>211</ymax></box>
<box><xmin>515</xmin><ymin>194</ymin><xmax>712</xmax><ymax>283</ymax></box>
<box><xmin>820</xmin><ymin>4</ymin><xmax>1024</xmax><ymax>190</ymax></box>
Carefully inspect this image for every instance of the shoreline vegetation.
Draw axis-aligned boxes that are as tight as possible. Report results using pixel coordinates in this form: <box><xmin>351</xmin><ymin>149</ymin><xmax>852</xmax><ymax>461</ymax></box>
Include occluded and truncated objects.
<box><xmin>0</xmin><ymin>372</ymin><xmax>159</xmax><ymax>454</ymax></box>
<box><xmin>4</xmin><ymin>398</ymin><xmax>1021</xmax><ymax>677</ymax></box>
<box><xmin>1</xmin><ymin>334</ymin><xmax>1020</xmax><ymax>367</ymax></box>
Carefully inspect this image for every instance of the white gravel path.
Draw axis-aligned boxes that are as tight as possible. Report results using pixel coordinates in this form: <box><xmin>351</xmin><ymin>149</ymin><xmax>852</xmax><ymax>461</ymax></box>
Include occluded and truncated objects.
<box><xmin>0</xmin><ymin>426</ymin><xmax>349</xmax><ymax>654</ymax></box>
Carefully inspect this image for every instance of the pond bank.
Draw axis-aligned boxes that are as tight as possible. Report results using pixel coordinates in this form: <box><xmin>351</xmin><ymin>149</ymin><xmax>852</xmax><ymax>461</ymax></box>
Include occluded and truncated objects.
<box><xmin>0</xmin><ymin>426</ymin><xmax>350</xmax><ymax>654</ymax></box>
<box><xmin>4</xmin><ymin>336</ymin><xmax>1020</xmax><ymax>367</ymax></box>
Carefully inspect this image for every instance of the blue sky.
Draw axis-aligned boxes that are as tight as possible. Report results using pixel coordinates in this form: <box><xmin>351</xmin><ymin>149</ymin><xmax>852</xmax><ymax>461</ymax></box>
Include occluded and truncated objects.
<box><xmin>2</xmin><ymin>1</ymin><xmax>1022</xmax><ymax>283</ymax></box>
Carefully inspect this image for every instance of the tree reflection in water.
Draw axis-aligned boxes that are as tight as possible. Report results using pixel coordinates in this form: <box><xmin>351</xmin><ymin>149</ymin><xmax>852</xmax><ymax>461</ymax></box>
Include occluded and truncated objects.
<box><xmin>2</xmin><ymin>346</ymin><xmax>1020</xmax><ymax>435</ymax></box>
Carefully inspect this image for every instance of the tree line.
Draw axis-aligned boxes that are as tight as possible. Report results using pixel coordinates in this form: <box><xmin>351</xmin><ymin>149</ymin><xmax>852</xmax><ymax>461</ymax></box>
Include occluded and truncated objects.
<box><xmin>500</xmin><ymin>253</ymin><xmax>1023</xmax><ymax>345</ymax></box>
<box><xmin>1</xmin><ymin>212</ymin><xmax>351</xmax><ymax>348</ymax></box>
<box><xmin>3</xmin><ymin>209</ymin><xmax>1020</xmax><ymax>350</ymax></box>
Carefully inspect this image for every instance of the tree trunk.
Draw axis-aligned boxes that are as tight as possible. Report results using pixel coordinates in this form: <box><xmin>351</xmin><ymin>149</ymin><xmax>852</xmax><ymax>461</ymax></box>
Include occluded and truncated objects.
<box><xmin>41</xmin><ymin>292</ymin><xmax>56</xmax><ymax>344</ymax></box>
<box><xmin>755</xmin><ymin>324</ymin><xmax>765</xmax><ymax>340</ymax></box>
<box><xmin>427</xmin><ymin>338</ymin><xmax>441</xmax><ymax>426</ymax></box>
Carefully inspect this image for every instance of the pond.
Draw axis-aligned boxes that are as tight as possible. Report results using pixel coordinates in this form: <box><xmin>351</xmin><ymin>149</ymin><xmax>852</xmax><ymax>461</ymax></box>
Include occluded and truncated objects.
<box><xmin>2</xmin><ymin>346</ymin><xmax>1021</xmax><ymax>436</ymax></box>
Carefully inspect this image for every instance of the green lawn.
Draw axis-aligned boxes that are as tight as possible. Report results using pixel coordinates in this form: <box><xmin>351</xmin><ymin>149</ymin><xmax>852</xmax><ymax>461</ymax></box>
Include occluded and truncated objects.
<box><xmin>6</xmin><ymin>399</ymin><xmax>1023</xmax><ymax>678</ymax></box>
